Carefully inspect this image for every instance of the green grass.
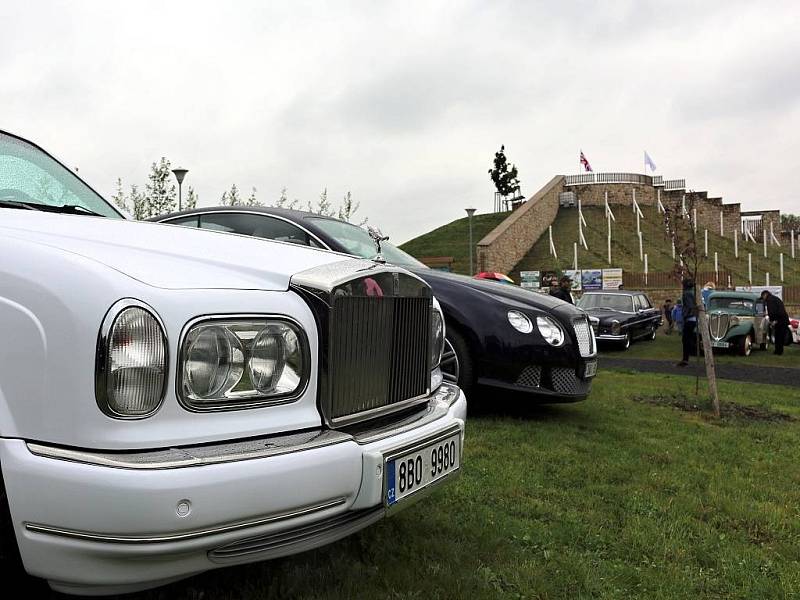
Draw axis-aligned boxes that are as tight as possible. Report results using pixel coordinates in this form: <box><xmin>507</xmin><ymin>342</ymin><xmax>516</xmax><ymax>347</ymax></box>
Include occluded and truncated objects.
<box><xmin>400</xmin><ymin>213</ymin><xmax>508</xmax><ymax>274</ymax></box>
<box><xmin>510</xmin><ymin>205</ymin><xmax>800</xmax><ymax>284</ymax></box>
<box><xmin>601</xmin><ymin>324</ymin><xmax>800</xmax><ymax>368</ymax></box>
<box><xmin>114</xmin><ymin>372</ymin><xmax>800</xmax><ymax>600</ymax></box>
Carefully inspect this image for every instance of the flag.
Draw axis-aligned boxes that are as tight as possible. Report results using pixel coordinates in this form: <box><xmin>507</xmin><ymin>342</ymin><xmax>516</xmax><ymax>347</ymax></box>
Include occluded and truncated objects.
<box><xmin>644</xmin><ymin>151</ymin><xmax>656</xmax><ymax>172</ymax></box>
<box><xmin>579</xmin><ymin>150</ymin><xmax>593</xmax><ymax>172</ymax></box>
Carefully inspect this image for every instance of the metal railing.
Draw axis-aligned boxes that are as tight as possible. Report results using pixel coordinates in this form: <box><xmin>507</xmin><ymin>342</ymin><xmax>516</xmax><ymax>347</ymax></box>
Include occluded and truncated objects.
<box><xmin>663</xmin><ymin>179</ymin><xmax>686</xmax><ymax>191</ymax></box>
<box><xmin>564</xmin><ymin>173</ymin><xmax>653</xmax><ymax>186</ymax></box>
<box><xmin>652</xmin><ymin>176</ymin><xmax>664</xmax><ymax>186</ymax></box>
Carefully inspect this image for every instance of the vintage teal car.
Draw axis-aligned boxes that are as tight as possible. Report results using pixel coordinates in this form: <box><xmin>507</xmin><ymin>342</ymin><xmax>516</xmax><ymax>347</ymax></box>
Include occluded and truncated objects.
<box><xmin>707</xmin><ymin>291</ymin><xmax>769</xmax><ymax>356</ymax></box>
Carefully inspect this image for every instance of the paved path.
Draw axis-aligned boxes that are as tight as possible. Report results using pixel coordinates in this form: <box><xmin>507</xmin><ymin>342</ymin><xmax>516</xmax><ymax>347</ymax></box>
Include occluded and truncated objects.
<box><xmin>600</xmin><ymin>357</ymin><xmax>797</xmax><ymax>388</ymax></box>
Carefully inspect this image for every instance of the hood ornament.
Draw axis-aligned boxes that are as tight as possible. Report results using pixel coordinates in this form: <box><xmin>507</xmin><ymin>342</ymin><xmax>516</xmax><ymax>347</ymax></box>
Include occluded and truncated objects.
<box><xmin>367</xmin><ymin>226</ymin><xmax>390</xmax><ymax>264</ymax></box>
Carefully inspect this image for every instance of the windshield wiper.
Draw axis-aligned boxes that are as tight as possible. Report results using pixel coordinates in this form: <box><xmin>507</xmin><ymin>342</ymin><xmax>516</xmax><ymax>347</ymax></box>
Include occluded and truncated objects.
<box><xmin>46</xmin><ymin>204</ymin><xmax>106</xmax><ymax>217</ymax></box>
<box><xmin>0</xmin><ymin>199</ymin><xmax>44</xmax><ymax>211</ymax></box>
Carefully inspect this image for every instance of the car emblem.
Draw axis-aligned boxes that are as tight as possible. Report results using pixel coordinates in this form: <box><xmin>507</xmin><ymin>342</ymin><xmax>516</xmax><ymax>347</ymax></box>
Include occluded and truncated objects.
<box><xmin>367</xmin><ymin>226</ymin><xmax>390</xmax><ymax>264</ymax></box>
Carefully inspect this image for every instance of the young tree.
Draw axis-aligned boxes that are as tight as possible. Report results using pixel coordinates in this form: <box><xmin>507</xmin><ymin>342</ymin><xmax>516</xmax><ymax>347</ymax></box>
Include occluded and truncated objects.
<box><xmin>185</xmin><ymin>186</ymin><xmax>198</xmax><ymax>210</ymax></box>
<box><xmin>488</xmin><ymin>145</ymin><xmax>522</xmax><ymax>208</ymax></box>
<box><xmin>308</xmin><ymin>187</ymin><xmax>335</xmax><ymax>217</ymax></box>
<box><xmin>111</xmin><ymin>178</ymin><xmax>128</xmax><ymax>213</ymax></box>
<box><xmin>246</xmin><ymin>187</ymin><xmax>262</xmax><ymax>206</ymax></box>
<box><xmin>221</xmin><ymin>183</ymin><xmax>241</xmax><ymax>206</ymax></box>
<box><xmin>129</xmin><ymin>184</ymin><xmax>148</xmax><ymax>221</ymax></box>
<box><xmin>663</xmin><ymin>194</ymin><xmax>720</xmax><ymax>417</ymax></box>
<box><xmin>338</xmin><ymin>190</ymin><xmax>367</xmax><ymax>225</ymax></box>
<box><xmin>143</xmin><ymin>157</ymin><xmax>177</xmax><ymax>218</ymax></box>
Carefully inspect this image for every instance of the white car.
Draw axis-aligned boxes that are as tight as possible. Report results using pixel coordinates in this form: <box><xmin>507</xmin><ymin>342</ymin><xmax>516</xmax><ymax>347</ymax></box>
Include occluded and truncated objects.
<box><xmin>0</xmin><ymin>130</ymin><xmax>466</xmax><ymax>595</ymax></box>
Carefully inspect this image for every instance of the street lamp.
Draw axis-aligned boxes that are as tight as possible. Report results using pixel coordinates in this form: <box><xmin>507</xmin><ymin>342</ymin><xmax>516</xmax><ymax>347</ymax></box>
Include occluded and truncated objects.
<box><xmin>172</xmin><ymin>167</ymin><xmax>189</xmax><ymax>211</ymax></box>
<box><xmin>465</xmin><ymin>208</ymin><xmax>477</xmax><ymax>275</ymax></box>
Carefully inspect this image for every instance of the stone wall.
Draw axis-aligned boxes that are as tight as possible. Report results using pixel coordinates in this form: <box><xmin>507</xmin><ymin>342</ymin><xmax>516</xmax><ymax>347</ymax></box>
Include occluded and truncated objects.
<box><xmin>476</xmin><ymin>176</ymin><xmax>564</xmax><ymax>273</ymax></box>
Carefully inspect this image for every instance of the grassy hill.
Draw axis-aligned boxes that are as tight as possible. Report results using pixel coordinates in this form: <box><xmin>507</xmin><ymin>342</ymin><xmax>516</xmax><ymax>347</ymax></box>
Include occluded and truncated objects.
<box><xmin>400</xmin><ymin>212</ymin><xmax>508</xmax><ymax>275</ymax></box>
<box><xmin>510</xmin><ymin>204</ymin><xmax>800</xmax><ymax>285</ymax></box>
<box><xmin>400</xmin><ymin>204</ymin><xmax>800</xmax><ymax>285</ymax></box>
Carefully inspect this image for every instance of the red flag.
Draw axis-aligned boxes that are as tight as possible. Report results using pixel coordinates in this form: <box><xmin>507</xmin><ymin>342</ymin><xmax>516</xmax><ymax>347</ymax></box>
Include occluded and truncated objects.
<box><xmin>579</xmin><ymin>150</ymin><xmax>593</xmax><ymax>172</ymax></box>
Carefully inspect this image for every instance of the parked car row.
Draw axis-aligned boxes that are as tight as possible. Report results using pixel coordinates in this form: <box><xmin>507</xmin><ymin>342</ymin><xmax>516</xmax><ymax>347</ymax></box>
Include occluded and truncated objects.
<box><xmin>576</xmin><ymin>290</ymin><xmax>662</xmax><ymax>350</ymax></box>
<box><xmin>0</xmin><ymin>130</ymin><xmax>597</xmax><ymax>594</ymax></box>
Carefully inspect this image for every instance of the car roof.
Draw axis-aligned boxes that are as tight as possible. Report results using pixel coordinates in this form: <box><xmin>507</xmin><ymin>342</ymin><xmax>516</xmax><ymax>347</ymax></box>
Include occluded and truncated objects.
<box><xmin>709</xmin><ymin>291</ymin><xmax>761</xmax><ymax>300</ymax></box>
<box><xmin>581</xmin><ymin>290</ymin><xmax>646</xmax><ymax>296</ymax></box>
<box><xmin>149</xmin><ymin>205</ymin><xmax>334</xmax><ymax>222</ymax></box>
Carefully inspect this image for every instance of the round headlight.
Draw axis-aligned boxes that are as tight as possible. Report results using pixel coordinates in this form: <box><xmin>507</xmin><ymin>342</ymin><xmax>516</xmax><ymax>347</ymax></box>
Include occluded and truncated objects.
<box><xmin>508</xmin><ymin>310</ymin><xmax>534</xmax><ymax>334</ymax></box>
<box><xmin>184</xmin><ymin>325</ymin><xmax>244</xmax><ymax>400</ymax></box>
<box><xmin>97</xmin><ymin>302</ymin><xmax>167</xmax><ymax>418</ymax></box>
<box><xmin>536</xmin><ymin>316</ymin><xmax>565</xmax><ymax>346</ymax></box>
<box><xmin>249</xmin><ymin>324</ymin><xmax>291</xmax><ymax>394</ymax></box>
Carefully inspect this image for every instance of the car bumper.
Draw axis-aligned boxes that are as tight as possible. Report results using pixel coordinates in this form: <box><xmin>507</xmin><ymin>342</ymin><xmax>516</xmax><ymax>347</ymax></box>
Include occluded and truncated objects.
<box><xmin>479</xmin><ymin>358</ymin><xmax>597</xmax><ymax>402</ymax></box>
<box><xmin>595</xmin><ymin>333</ymin><xmax>627</xmax><ymax>341</ymax></box>
<box><xmin>1</xmin><ymin>384</ymin><xmax>466</xmax><ymax>596</ymax></box>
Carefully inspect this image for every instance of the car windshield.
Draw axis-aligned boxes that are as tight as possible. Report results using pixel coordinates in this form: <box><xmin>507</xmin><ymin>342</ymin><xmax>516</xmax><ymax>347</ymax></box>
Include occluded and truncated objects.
<box><xmin>308</xmin><ymin>217</ymin><xmax>427</xmax><ymax>268</ymax></box>
<box><xmin>0</xmin><ymin>131</ymin><xmax>122</xmax><ymax>218</ymax></box>
<box><xmin>708</xmin><ymin>297</ymin><xmax>755</xmax><ymax>315</ymax></box>
<box><xmin>577</xmin><ymin>293</ymin><xmax>634</xmax><ymax>312</ymax></box>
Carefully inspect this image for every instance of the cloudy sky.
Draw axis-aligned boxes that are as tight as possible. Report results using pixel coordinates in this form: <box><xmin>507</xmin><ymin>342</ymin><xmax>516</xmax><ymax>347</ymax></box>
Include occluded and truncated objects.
<box><xmin>2</xmin><ymin>1</ymin><xmax>798</xmax><ymax>242</ymax></box>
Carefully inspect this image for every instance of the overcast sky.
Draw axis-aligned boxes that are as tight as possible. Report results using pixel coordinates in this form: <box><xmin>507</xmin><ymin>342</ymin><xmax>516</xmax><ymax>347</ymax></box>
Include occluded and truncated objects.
<box><xmin>2</xmin><ymin>1</ymin><xmax>798</xmax><ymax>242</ymax></box>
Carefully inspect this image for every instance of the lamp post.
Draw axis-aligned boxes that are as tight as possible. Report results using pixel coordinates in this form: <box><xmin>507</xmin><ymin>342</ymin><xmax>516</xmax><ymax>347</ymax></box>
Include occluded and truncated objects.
<box><xmin>172</xmin><ymin>167</ymin><xmax>189</xmax><ymax>211</ymax></box>
<box><xmin>465</xmin><ymin>208</ymin><xmax>477</xmax><ymax>275</ymax></box>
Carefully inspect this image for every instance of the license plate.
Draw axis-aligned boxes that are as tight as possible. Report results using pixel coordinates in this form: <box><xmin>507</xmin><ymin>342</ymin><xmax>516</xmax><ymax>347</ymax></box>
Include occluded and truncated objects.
<box><xmin>582</xmin><ymin>360</ymin><xmax>598</xmax><ymax>379</ymax></box>
<box><xmin>385</xmin><ymin>432</ymin><xmax>460</xmax><ymax>506</ymax></box>
<box><xmin>711</xmin><ymin>341</ymin><xmax>729</xmax><ymax>348</ymax></box>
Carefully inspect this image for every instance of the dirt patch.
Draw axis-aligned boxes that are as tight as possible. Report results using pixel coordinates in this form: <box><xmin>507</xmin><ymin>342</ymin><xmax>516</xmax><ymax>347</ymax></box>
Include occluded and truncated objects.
<box><xmin>632</xmin><ymin>393</ymin><xmax>796</xmax><ymax>423</ymax></box>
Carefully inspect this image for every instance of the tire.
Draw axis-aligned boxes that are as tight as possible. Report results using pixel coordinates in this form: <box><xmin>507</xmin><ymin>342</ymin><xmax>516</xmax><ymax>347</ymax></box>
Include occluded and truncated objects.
<box><xmin>620</xmin><ymin>332</ymin><xmax>632</xmax><ymax>350</ymax></box>
<box><xmin>738</xmin><ymin>334</ymin><xmax>753</xmax><ymax>357</ymax></box>
<box><xmin>443</xmin><ymin>327</ymin><xmax>474</xmax><ymax>398</ymax></box>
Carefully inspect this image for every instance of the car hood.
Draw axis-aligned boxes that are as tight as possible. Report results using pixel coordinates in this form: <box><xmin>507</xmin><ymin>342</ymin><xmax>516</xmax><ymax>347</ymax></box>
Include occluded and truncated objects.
<box><xmin>0</xmin><ymin>210</ymin><xmax>347</xmax><ymax>290</ymax></box>
<box><xmin>410</xmin><ymin>268</ymin><xmax>584</xmax><ymax>314</ymax></box>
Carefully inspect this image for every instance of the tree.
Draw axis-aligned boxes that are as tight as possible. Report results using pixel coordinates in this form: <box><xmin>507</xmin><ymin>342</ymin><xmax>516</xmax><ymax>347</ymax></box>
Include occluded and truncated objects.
<box><xmin>338</xmin><ymin>190</ymin><xmax>367</xmax><ymax>225</ymax></box>
<box><xmin>663</xmin><ymin>193</ymin><xmax>720</xmax><ymax>417</ymax></box>
<box><xmin>185</xmin><ymin>186</ymin><xmax>198</xmax><ymax>210</ymax></box>
<box><xmin>308</xmin><ymin>187</ymin><xmax>335</xmax><ymax>217</ymax></box>
<box><xmin>781</xmin><ymin>213</ymin><xmax>800</xmax><ymax>231</ymax></box>
<box><xmin>488</xmin><ymin>145</ymin><xmax>522</xmax><ymax>203</ymax></box>
<box><xmin>246</xmin><ymin>187</ymin><xmax>262</xmax><ymax>206</ymax></box>
<box><xmin>221</xmin><ymin>183</ymin><xmax>241</xmax><ymax>206</ymax></box>
<box><xmin>111</xmin><ymin>178</ymin><xmax>128</xmax><ymax>213</ymax></box>
<box><xmin>129</xmin><ymin>184</ymin><xmax>148</xmax><ymax>221</ymax></box>
<box><xmin>144</xmin><ymin>158</ymin><xmax>177</xmax><ymax>218</ymax></box>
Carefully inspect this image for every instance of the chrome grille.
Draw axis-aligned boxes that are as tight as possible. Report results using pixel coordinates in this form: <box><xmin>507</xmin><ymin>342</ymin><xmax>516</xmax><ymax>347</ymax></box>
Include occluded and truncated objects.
<box><xmin>329</xmin><ymin>296</ymin><xmax>430</xmax><ymax>423</ymax></box>
<box><xmin>709</xmin><ymin>313</ymin><xmax>730</xmax><ymax>340</ymax></box>
<box><xmin>572</xmin><ymin>318</ymin><xmax>594</xmax><ymax>357</ymax></box>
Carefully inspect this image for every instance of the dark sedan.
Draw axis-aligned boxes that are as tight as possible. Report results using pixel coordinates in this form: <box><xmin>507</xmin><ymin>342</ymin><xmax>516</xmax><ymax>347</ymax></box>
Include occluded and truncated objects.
<box><xmin>150</xmin><ymin>207</ymin><xmax>598</xmax><ymax>402</ymax></box>
<box><xmin>576</xmin><ymin>290</ymin><xmax>661</xmax><ymax>349</ymax></box>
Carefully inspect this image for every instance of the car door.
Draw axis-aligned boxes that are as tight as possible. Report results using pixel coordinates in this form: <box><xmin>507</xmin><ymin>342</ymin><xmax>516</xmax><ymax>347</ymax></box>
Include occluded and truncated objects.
<box><xmin>638</xmin><ymin>294</ymin><xmax>658</xmax><ymax>331</ymax></box>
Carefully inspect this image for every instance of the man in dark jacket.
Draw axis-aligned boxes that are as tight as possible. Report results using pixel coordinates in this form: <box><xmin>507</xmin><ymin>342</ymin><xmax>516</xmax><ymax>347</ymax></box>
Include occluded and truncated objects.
<box><xmin>549</xmin><ymin>276</ymin><xmax>573</xmax><ymax>304</ymax></box>
<box><xmin>677</xmin><ymin>278</ymin><xmax>697</xmax><ymax>366</ymax></box>
<box><xmin>761</xmin><ymin>290</ymin><xmax>790</xmax><ymax>355</ymax></box>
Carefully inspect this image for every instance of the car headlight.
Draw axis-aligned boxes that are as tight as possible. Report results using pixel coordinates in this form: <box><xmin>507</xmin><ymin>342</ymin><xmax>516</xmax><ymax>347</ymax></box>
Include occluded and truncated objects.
<box><xmin>179</xmin><ymin>318</ymin><xmax>307</xmax><ymax>410</ymax></box>
<box><xmin>508</xmin><ymin>310</ymin><xmax>534</xmax><ymax>333</ymax></box>
<box><xmin>611</xmin><ymin>320</ymin><xmax>621</xmax><ymax>335</ymax></box>
<box><xmin>536</xmin><ymin>316</ymin><xmax>565</xmax><ymax>346</ymax></box>
<box><xmin>430</xmin><ymin>307</ymin><xmax>445</xmax><ymax>369</ymax></box>
<box><xmin>96</xmin><ymin>300</ymin><xmax>168</xmax><ymax>419</ymax></box>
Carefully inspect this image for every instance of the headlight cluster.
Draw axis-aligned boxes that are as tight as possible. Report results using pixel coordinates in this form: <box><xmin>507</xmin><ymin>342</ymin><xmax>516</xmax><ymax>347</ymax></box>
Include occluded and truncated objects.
<box><xmin>536</xmin><ymin>316</ymin><xmax>565</xmax><ymax>346</ymax></box>
<box><xmin>180</xmin><ymin>319</ymin><xmax>306</xmax><ymax>410</ymax></box>
<box><xmin>430</xmin><ymin>307</ymin><xmax>445</xmax><ymax>368</ymax></box>
<box><xmin>96</xmin><ymin>301</ymin><xmax>167</xmax><ymax>418</ymax></box>
<box><xmin>611</xmin><ymin>320</ymin><xmax>621</xmax><ymax>335</ymax></box>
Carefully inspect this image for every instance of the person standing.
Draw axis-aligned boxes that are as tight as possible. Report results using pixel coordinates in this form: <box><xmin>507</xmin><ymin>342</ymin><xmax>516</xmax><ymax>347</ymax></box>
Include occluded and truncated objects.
<box><xmin>701</xmin><ymin>281</ymin><xmax>716</xmax><ymax>307</ymax></box>
<box><xmin>663</xmin><ymin>298</ymin><xmax>674</xmax><ymax>334</ymax></box>
<box><xmin>761</xmin><ymin>290</ymin><xmax>790</xmax><ymax>356</ymax></box>
<box><xmin>549</xmin><ymin>275</ymin><xmax>574</xmax><ymax>304</ymax></box>
<box><xmin>677</xmin><ymin>279</ymin><xmax>697</xmax><ymax>366</ymax></box>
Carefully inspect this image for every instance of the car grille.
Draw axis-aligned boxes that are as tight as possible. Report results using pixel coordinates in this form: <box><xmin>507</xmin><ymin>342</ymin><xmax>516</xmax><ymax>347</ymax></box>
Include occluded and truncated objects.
<box><xmin>550</xmin><ymin>367</ymin><xmax>593</xmax><ymax>395</ymax></box>
<box><xmin>572</xmin><ymin>318</ymin><xmax>595</xmax><ymax>357</ymax></box>
<box><xmin>329</xmin><ymin>296</ymin><xmax>430</xmax><ymax>423</ymax></box>
<box><xmin>516</xmin><ymin>365</ymin><xmax>542</xmax><ymax>388</ymax></box>
<box><xmin>709</xmin><ymin>313</ymin><xmax>730</xmax><ymax>340</ymax></box>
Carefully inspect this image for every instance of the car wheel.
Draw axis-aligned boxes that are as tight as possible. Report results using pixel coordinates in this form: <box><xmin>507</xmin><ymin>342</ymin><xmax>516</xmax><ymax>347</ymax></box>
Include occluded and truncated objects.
<box><xmin>443</xmin><ymin>328</ymin><xmax>474</xmax><ymax>397</ymax></box>
<box><xmin>738</xmin><ymin>334</ymin><xmax>752</xmax><ymax>356</ymax></box>
<box><xmin>621</xmin><ymin>332</ymin><xmax>632</xmax><ymax>350</ymax></box>
<box><xmin>440</xmin><ymin>338</ymin><xmax>460</xmax><ymax>385</ymax></box>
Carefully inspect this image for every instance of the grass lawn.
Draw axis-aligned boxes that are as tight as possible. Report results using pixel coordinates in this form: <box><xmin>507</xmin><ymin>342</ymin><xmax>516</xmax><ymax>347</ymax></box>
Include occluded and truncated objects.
<box><xmin>601</xmin><ymin>324</ymin><xmax>800</xmax><ymax>368</ymax></box>
<box><xmin>89</xmin><ymin>371</ymin><xmax>800</xmax><ymax>600</ymax></box>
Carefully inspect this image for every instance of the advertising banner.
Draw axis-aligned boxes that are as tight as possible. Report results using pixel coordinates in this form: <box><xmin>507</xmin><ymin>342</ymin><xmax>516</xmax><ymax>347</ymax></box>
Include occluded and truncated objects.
<box><xmin>519</xmin><ymin>270</ymin><xmax>540</xmax><ymax>290</ymax></box>
<box><xmin>565</xmin><ymin>269</ymin><xmax>582</xmax><ymax>290</ymax></box>
<box><xmin>540</xmin><ymin>271</ymin><xmax>558</xmax><ymax>289</ymax></box>
<box><xmin>581</xmin><ymin>269</ymin><xmax>603</xmax><ymax>290</ymax></box>
<box><xmin>602</xmin><ymin>268</ymin><xmax>623</xmax><ymax>290</ymax></box>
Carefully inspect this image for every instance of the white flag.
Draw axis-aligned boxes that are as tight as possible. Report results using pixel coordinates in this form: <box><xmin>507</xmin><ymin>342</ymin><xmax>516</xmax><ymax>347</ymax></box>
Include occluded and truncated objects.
<box><xmin>644</xmin><ymin>151</ymin><xmax>656</xmax><ymax>172</ymax></box>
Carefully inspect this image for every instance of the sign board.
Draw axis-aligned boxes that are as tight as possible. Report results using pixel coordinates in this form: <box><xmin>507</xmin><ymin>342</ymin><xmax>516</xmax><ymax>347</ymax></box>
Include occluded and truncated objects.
<box><xmin>602</xmin><ymin>268</ymin><xmax>623</xmax><ymax>290</ymax></box>
<box><xmin>581</xmin><ymin>269</ymin><xmax>603</xmax><ymax>290</ymax></box>
<box><xmin>564</xmin><ymin>269</ymin><xmax>582</xmax><ymax>291</ymax></box>
<box><xmin>735</xmin><ymin>285</ymin><xmax>783</xmax><ymax>300</ymax></box>
<box><xmin>520</xmin><ymin>270</ymin><xmax>540</xmax><ymax>290</ymax></box>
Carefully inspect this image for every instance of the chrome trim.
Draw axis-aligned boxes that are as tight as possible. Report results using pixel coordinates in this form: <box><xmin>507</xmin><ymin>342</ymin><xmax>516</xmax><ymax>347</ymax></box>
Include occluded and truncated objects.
<box><xmin>330</xmin><ymin>393</ymin><xmax>432</xmax><ymax>428</ymax></box>
<box><xmin>175</xmin><ymin>314</ymin><xmax>311</xmax><ymax>413</ymax></box>
<box><xmin>291</xmin><ymin>258</ymin><xmax>429</xmax><ymax>295</ymax></box>
<box><xmin>595</xmin><ymin>333</ymin><xmax>628</xmax><ymax>341</ymax></box>
<box><xmin>24</xmin><ymin>498</ymin><xmax>347</xmax><ymax>544</ymax></box>
<box><xmin>156</xmin><ymin>210</ymin><xmax>331</xmax><ymax>251</ymax></box>
<box><xmin>95</xmin><ymin>298</ymin><xmax>169</xmax><ymax>420</ymax></box>
<box><xmin>26</xmin><ymin>429</ymin><xmax>351</xmax><ymax>470</ymax></box>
